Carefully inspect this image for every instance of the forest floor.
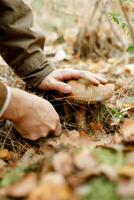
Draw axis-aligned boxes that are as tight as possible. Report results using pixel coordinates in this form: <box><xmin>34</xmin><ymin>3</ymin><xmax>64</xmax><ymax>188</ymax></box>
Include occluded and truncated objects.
<box><xmin>0</xmin><ymin>0</ymin><xmax>134</xmax><ymax>199</ymax></box>
<box><xmin>0</xmin><ymin>42</ymin><xmax>134</xmax><ymax>200</ymax></box>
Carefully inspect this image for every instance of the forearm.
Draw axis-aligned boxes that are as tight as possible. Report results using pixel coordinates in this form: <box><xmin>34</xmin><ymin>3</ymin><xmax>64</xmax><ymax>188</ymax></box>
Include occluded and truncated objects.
<box><xmin>1</xmin><ymin>87</ymin><xmax>28</xmax><ymax>122</ymax></box>
<box><xmin>0</xmin><ymin>0</ymin><xmax>54</xmax><ymax>87</ymax></box>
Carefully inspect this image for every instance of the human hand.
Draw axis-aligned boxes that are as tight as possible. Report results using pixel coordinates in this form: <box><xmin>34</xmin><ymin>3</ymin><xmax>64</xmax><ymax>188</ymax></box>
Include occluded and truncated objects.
<box><xmin>38</xmin><ymin>68</ymin><xmax>107</xmax><ymax>93</ymax></box>
<box><xmin>1</xmin><ymin>88</ymin><xmax>61</xmax><ymax>140</ymax></box>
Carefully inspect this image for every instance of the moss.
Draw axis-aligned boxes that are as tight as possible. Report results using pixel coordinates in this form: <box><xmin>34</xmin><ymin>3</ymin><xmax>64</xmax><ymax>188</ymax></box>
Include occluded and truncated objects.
<box><xmin>81</xmin><ymin>177</ymin><xmax>119</xmax><ymax>200</ymax></box>
<box><xmin>0</xmin><ymin>163</ymin><xmax>39</xmax><ymax>188</ymax></box>
<box><xmin>93</xmin><ymin>148</ymin><xmax>127</xmax><ymax>168</ymax></box>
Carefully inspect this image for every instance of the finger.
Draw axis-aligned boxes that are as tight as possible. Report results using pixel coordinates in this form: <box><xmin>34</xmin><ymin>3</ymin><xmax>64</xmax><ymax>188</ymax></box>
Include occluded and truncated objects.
<box><xmin>56</xmin><ymin>69</ymin><xmax>81</xmax><ymax>81</ymax></box>
<box><xmin>51</xmin><ymin>79</ymin><xmax>72</xmax><ymax>93</ymax></box>
<box><xmin>55</xmin><ymin>122</ymin><xmax>62</xmax><ymax>136</ymax></box>
<box><xmin>24</xmin><ymin>133</ymin><xmax>40</xmax><ymax>141</ymax></box>
<box><xmin>92</xmin><ymin>74</ymin><xmax>107</xmax><ymax>84</ymax></box>
<box><xmin>79</xmin><ymin>71</ymin><xmax>100</xmax><ymax>85</ymax></box>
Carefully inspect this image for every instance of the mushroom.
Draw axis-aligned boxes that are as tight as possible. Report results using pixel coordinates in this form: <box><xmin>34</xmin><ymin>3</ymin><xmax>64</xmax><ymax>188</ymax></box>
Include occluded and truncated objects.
<box><xmin>67</xmin><ymin>79</ymin><xmax>115</xmax><ymax>104</ymax></box>
<box><xmin>52</xmin><ymin>79</ymin><xmax>115</xmax><ymax>130</ymax></box>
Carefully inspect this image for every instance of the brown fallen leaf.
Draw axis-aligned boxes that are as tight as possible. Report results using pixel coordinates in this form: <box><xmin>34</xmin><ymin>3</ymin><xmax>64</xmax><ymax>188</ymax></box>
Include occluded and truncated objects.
<box><xmin>73</xmin><ymin>148</ymin><xmax>98</xmax><ymax>171</ymax></box>
<box><xmin>0</xmin><ymin>159</ymin><xmax>6</xmax><ymax>169</ymax></box>
<box><xmin>67</xmin><ymin>173</ymin><xmax>90</xmax><ymax>188</ymax></box>
<box><xmin>126</xmin><ymin>151</ymin><xmax>134</xmax><ymax>165</ymax></box>
<box><xmin>53</xmin><ymin>152</ymin><xmax>74</xmax><ymax>176</ymax></box>
<box><xmin>28</xmin><ymin>173</ymin><xmax>77</xmax><ymax>200</ymax></box>
<box><xmin>3</xmin><ymin>173</ymin><xmax>37</xmax><ymax>198</ymax></box>
<box><xmin>79</xmin><ymin>131</ymin><xmax>90</xmax><ymax>142</ymax></box>
<box><xmin>117</xmin><ymin>179</ymin><xmax>134</xmax><ymax>198</ymax></box>
<box><xmin>119</xmin><ymin>165</ymin><xmax>134</xmax><ymax>178</ymax></box>
<box><xmin>0</xmin><ymin>149</ymin><xmax>17</xmax><ymax>161</ymax></box>
<box><xmin>99</xmin><ymin>164</ymin><xmax>118</xmax><ymax>181</ymax></box>
<box><xmin>90</xmin><ymin>122</ymin><xmax>105</xmax><ymax>133</ymax></box>
<box><xmin>120</xmin><ymin>119</ymin><xmax>134</xmax><ymax>142</ymax></box>
<box><xmin>28</xmin><ymin>183</ymin><xmax>76</xmax><ymax>200</ymax></box>
<box><xmin>124</xmin><ymin>64</ymin><xmax>134</xmax><ymax>76</ymax></box>
<box><xmin>47</xmin><ymin>130</ymin><xmax>81</xmax><ymax>148</ymax></box>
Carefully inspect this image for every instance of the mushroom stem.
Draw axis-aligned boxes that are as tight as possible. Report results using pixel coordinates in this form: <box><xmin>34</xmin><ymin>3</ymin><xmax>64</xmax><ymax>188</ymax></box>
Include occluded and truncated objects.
<box><xmin>75</xmin><ymin>106</ymin><xmax>87</xmax><ymax>130</ymax></box>
<box><xmin>63</xmin><ymin>104</ymin><xmax>73</xmax><ymax>124</ymax></box>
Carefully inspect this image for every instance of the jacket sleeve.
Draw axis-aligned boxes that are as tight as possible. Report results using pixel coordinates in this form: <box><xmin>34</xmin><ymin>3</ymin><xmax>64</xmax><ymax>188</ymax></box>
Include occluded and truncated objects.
<box><xmin>0</xmin><ymin>0</ymin><xmax>55</xmax><ymax>87</ymax></box>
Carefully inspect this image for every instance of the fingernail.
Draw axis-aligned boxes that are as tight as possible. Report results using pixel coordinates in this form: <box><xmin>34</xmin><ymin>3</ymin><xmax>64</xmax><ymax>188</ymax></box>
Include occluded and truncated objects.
<box><xmin>64</xmin><ymin>85</ymin><xmax>72</xmax><ymax>93</ymax></box>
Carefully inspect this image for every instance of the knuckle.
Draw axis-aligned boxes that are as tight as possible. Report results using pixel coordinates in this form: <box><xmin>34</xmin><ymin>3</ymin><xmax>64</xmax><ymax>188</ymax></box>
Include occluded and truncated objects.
<box><xmin>30</xmin><ymin>135</ymin><xmax>39</xmax><ymax>141</ymax></box>
<box><xmin>50</xmin><ymin>125</ymin><xmax>56</xmax><ymax>132</ymax></box>
<box><xmin>40</xmin><ymin>131</ymin><xmax>48</xmax><ymax>138</ymax></box>
<box><xmin>56</xmin><ymin>118</ymin><xmax>61</xmax><ymax>127</ymax></box>
<box><xmin>50</xmin><ymin>120</ymin><xmax>60</xmax><ymax>132</ymax></box>
<box><xmin>27</xmin><ymin>132</ymin><xmax>42</xmax><ymax>141</ymax></box>
<box><xmin>56</xmin><ymin>116</ymin><xmax>60</xmax><ymax>123</ymax></box>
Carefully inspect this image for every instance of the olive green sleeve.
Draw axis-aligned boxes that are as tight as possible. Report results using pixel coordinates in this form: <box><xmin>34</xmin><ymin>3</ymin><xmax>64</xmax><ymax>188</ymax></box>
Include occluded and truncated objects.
<box><xmin>0</xmin><ymin>0</ymin><xmax>55</xmax><ymax>87</ymax></box>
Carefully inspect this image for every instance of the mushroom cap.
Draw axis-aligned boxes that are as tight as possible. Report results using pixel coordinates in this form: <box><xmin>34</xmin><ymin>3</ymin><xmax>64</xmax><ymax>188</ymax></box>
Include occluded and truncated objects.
<box><xmin>66</xmin><ymin>80</ymin><xmax>115</xmax><ymax>104</ymax></box>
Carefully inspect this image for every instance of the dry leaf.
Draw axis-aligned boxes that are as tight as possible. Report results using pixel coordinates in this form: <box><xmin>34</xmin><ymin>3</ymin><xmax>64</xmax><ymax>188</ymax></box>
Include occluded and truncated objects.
<box><xmin>90</xmin><ymin>122</ymin><xmax>104</xmax><ymax>133</ymax></box>
<box><xmin>79</xmin><ymin>131</ymin><xmax>90</xmax><ymax>142</ymax></box>
<box><xmin>120</xmin><ymin>119</ymin><xmax>134</xmax><ymax>142</ymax></box>
<box><xmin>119</xmin><ymin>165</ymin><xmax>134</xmax><ymax>178</ymax></box>
<box><xmin>0</xmin><ymin>159</ymin><xmax>6</xmax><ymax>169</ymax></box>
<box><xmin>126</xmin><ymin>151</ymin><xmax>134</xmax><ymax>165</ymax></box>
<box><xmin>0</xmin><ymin>149</ymin><xmax>17</xmax><ymax>161</ymax></box>
<box><xmin>117</xmin><ymin>179</ymin><xmax>134</xmax><ymax>197</ymax></box>
<box><xmin>28</xmin><ymin>173</ymin><xmax>77</xmax><ymax>200</ymax></box>
<box><xmin>4</xmin><ymin>173</ymin><xmax>37</xmax><ymax>198</ymax></box>
<box><xmin>54</xmin><ymin>49</ymin><xmax>71</xmax><ymax>62</ymax></box>
<box><xmin>53</xmin><ymin>152</ymin><xmax>74</xmax><ymax>176</ymax></box>
<box><xmin>124</xmin><ymin>64</ymin><xmax>134</xmax><ymax>76</ymax></box>
<box><xmin>73</xmin><ymin>148</ymin><xmax>97</xmax><ymax>171</ymax></box>
<box><xmin>99</xmin><ymin>164</ymin><xmax>118</xmax><ymax>181</ymax></box>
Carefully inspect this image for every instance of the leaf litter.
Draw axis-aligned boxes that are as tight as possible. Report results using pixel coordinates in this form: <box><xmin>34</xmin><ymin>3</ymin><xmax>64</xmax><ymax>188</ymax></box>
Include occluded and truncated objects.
<box><xmin>0</xmin><ymin>4</ymin><xmax>134</xmax><ymax>199</ymax></box>
<box><xmin>0</xmin><ymin>58</ymin><xmax>134</xmax><ymax>200</ymax></box>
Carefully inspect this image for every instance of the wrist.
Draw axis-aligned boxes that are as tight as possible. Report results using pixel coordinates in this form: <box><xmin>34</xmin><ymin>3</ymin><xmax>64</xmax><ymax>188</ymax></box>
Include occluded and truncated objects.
<box><xmin>0</xmin><ymin>83</ymin><xmax>11</xmax><ymax>118</ymax></box>
<box><xmin>1</xmin><ymin>88</ymin><xmax>24</xmax><ymax>122</ymax></box>
<box><xmin>37</xmin><ymin>79</ymin><xmax>46</xmax><ymax>90</ymax></box>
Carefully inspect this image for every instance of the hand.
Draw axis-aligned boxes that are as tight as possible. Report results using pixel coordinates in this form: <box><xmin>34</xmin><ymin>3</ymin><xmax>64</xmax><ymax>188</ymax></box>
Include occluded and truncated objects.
<box><xmin>1</xmin><ymin>88</ymin><xmax>61</xmax><ymax>141</ymax></box>
<box><xmin>38</xmin><ymin>68</ymin><xmax>107</xmax><ymax>93</ymax></box>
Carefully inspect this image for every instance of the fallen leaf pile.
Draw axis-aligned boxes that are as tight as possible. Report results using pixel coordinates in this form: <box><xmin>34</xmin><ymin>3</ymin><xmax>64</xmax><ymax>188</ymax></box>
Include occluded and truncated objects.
<box><xmin>0</xmin><ymin>54</ymin><xmax>134</xmax><ymax>200</ymax></box>
<box><xmin>0</xmin><ymin>144</ymin><xmax>134</xmax><ymax>200</ymax></box>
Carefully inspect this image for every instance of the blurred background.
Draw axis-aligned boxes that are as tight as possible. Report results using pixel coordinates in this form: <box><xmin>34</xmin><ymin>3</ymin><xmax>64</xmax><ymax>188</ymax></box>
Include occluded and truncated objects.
<box><xmin>30</xmin><ymin>0</ymin><xmax>134</xmax><ymax>60</ymax></box>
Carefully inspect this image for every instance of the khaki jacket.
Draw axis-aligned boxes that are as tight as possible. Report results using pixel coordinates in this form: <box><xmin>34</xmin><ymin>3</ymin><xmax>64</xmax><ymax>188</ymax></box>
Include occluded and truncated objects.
<box><xmin>0</xmin><ymin>0</ymin><xmax>55</xmax><ymax>115</ymax></box>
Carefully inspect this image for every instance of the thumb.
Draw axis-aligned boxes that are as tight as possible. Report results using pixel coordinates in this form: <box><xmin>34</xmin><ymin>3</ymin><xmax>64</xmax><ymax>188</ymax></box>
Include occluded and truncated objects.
<box><xmin>52</xmin><ymin>80</ymin><xmax>72</xmax><ymax>94</ymax></box>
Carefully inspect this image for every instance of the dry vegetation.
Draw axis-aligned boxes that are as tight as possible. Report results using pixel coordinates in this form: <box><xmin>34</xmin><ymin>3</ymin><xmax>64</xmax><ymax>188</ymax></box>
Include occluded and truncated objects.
<box><xmin>0</xmin><ymin>0</ymin><xmax>134</xmax><ymax>199</ymax></box>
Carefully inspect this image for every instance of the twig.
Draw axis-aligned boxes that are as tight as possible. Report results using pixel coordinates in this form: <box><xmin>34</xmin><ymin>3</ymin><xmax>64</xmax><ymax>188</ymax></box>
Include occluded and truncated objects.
<box><xmin>100</xmin><ymin>0</ymin><xmax>125</xmax><ymax>48</ymax></box>
<box><xmin>88</xmin><ymin>0</ymin><xmax>100</xmax><ymax>25</ymax></box>
<box><xmin>1</xmin><ymin>125</ymin><xmax>13</xmax><ymax>149</ymax></box>
<box><xmin>119</xmin><ymin>0</ymin><xmax>134</xmax><ymax>43</ymax></box>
